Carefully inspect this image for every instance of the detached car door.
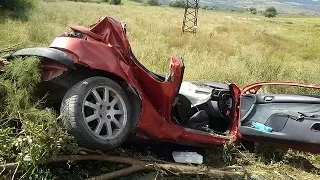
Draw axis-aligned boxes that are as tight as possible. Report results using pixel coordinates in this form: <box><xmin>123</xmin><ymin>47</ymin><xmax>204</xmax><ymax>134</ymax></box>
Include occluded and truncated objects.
<box><xmin>238</xmin><ymin>82</ymin><xmax>320</xmax><ymax>152</ymax></box>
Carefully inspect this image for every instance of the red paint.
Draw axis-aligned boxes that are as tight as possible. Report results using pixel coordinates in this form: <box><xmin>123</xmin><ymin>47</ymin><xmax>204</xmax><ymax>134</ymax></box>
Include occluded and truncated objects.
<box><xmin>40</xmin><ymin>61</ymin><xmax>68</xmax><ymax>81</ymax></box>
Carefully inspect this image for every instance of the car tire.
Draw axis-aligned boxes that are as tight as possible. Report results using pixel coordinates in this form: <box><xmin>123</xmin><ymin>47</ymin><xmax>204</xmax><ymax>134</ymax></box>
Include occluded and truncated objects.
<box><xmin>60</xmin><ymin>76</ymin><xmax>132</xmax><ymax>150</ymax></box>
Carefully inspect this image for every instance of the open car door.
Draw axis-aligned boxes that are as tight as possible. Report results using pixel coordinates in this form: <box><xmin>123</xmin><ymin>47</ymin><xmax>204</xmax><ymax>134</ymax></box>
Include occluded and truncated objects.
<box><xmin>238</xmin><ymin>82</ymin><xmax>320</xmax><ymax>152</ymax></box>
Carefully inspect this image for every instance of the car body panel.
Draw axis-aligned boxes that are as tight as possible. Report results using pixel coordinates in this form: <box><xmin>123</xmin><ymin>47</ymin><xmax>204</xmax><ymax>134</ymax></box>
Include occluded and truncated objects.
<box><xmin>50</xmin><ymin>37</ymin><xmax>131</xmax><ymax>81</ymax></box>
<box><xmin>11</xmin><ymin>47</ymin><xmax>75</xmax><ymax>69</ymax></box>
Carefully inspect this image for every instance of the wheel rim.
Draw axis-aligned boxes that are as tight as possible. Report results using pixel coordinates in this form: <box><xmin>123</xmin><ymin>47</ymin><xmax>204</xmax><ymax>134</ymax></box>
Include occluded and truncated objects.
<box><xmin>82</xmin><ymin>85</ymin><xmax>128</xmax><ymax>140</ymax></box>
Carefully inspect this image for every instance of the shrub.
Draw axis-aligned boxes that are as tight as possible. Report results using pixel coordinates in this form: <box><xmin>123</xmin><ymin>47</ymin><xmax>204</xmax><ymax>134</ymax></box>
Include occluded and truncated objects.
<box><xmin>129</xmin><ymin>0</ymin><xmax>143</xmax><ymax>3</ymax></box>
<box><xmin>249</xmin><ymin>7</ymin><xmax>257</xmax><ymax>14</ymax></box>
<box><xmin>299</xmin><ymin>12</ymin><xmax>306</xmax><ymax>16</ymax></box>
<box><xmin>249</xmin><ymin>7</ymin><xmax>255</xmax><ymax>13</ymax></box>
<box><xmin>264</xmin><ymin>7</ymin><xmax>278</xmax><ymax>18</ymax></box>
<box><xmin>145</xmin><ymin>0</ymin><xmax>159</xmax><ymax>6</ymax></box>
<box><xmin>0</xmin><ymin>57</ymin><xmax>78</xmax><ymax>179</ymax></box>
<box><xmin>0</xmin><ymin>0</ymin><xmax>35</xmax><ymax>11</ymax></box>
<box><xmin>62</xmin><ymin>0</ymin><xmax>103</xmax><ymax>2</ymax></box>
<box><xmin>109</xmin><ymin>0</ymin><xmax>121</xmax><ymax>5</ymax></box>
<box><xmin>168</xmin><ymin>0</ymin><xmax>185</xmax><ymax>8</ymax></box>
<box><xmin>0</xmin><ymin>0</ymin><xmax>38</xmax><ymax>19</ymax></box>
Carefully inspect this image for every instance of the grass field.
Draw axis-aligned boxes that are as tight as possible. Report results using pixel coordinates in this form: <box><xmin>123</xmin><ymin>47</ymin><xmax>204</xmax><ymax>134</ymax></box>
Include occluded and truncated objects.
<box><xmin>1</xmin><ymin>0</ymin><xmax>320</xmax><ymax>89</ymax></box>
<box><xmin>1</xmin><ymin>0</ymin><xmax>320</xmax><ymax>179</ymax></box>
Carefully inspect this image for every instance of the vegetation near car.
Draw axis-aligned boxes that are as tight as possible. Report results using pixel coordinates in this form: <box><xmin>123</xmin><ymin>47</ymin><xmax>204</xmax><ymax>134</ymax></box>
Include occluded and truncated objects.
<box><xmin>0</xmin><ymin>57</ymin><xmax>78</xmax><ymax>178</ymax></box>
<box><xmin>0</xmin><ymin>0</ymin><xmax>37</xmax><ymax>19</ymax></box>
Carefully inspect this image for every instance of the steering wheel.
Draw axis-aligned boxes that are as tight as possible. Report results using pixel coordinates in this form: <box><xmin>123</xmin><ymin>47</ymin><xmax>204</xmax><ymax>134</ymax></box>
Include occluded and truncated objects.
<box><xmin>217</xmin><ymin>90</ymin><xmax>234</xmax><ymax>120</ymax></box>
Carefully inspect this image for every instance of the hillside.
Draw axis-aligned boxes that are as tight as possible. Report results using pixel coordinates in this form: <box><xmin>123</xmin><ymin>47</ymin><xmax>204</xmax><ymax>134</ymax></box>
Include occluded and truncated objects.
<box><xmin>201</xmin><ymin>0</ymin><xmax>320</xmax><ymax>15</ymax></box>
<box><xmin>0</xmin><ymin>0</ymin><xmax>320</xmax><ymax>179</ymax></box>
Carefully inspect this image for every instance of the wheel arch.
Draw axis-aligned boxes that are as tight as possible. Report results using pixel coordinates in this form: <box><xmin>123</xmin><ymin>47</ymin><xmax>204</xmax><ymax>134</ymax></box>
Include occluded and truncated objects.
<box><xmin>73</xmin><ymin>66</ymin><xmax>142</xmax><ymax>132</ymax></box>
<box><xmin>44</xmin><ymin>65</ymin><xmax>142</xmax><ymax>132</ymax></box>
<box><xmin>9</xmin><ymin>47</ymin><xmax>75</xmax><ymax>69</ymax></box>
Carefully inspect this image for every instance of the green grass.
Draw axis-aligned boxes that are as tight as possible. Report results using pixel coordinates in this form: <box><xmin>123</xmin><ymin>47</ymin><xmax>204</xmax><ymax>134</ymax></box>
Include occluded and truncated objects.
<box><xmin>0</xmin><ymin>57</ymin><xmax>78</xmax><ymax>179</ymax></box>
<box><xmin>0</xmin><ymin>0</ymin><xmax>320</xmax><ymax>179</ymax></box>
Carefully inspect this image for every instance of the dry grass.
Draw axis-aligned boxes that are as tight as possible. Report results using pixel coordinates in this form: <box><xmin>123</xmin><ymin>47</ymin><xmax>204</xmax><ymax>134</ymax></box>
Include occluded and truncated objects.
<box><xmin>1</xmin><ymin>1</ymin><xmax>320</xmax><ymax>90</ymax></box>
<box><xmin>0</xmin><ymin>1</ymin><xmax>320</xmax><ymax>179</ymax></box>
<box><xmin>245</xmin><ymin>150</ymin><xmax>320</xmax><ymax>180</ymax></box>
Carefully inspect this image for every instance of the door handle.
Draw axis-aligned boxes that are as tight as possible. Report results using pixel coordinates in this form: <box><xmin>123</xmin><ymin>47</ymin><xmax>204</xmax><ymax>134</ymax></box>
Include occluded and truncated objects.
<box><xmin>264</xmin><ymin>96</ymin><xmax>274</xmax><ymax>102</ymax></box>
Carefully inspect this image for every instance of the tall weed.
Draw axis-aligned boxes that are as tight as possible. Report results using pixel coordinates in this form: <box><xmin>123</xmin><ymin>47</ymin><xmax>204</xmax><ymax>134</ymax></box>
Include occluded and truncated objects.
<box><xmin>0</xmin><ymin>57</ymin><xmax>78</xmax><ymax>178</ymax></box>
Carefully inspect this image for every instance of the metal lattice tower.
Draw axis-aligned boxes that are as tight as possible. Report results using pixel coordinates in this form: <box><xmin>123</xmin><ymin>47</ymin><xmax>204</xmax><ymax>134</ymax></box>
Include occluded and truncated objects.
<box><xmin>182</xmin><ymin>0</ymin><xmax>199</xmax><ymax>35</ymax></box>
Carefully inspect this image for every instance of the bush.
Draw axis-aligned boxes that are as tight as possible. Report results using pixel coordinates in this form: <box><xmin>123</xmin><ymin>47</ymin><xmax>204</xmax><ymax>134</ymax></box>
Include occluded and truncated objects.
<box><xmin>299</xmin><ymin>12</ymin><xmax>306</xmax><ymax>16</ymax></box>
<box><xmin>129</xmin><ymin>0</ymin><xmax>143</xmax><ymax>3</ymax></box>
<box><xmin>0</xmin><ymin>57</ymin><xmax>78</xmax><ymax>179</ymax></box>
<box><xmin>145</xmin><ymin>0</ymin><xmax>159</xmax><ymax>6</ymax></box>
<box><xmin>61</xmin><ymin>0</ymin><xmax>103</xmax><ymax>2</ymax></box>
<box><xmin>66</xmin><ymin>0</ymin><xmax>97</xmax><ymax>2</ymax></box>
<box><xmin>0</xmin><ymin>0</ymin><xmax>38</xmax><ymax>19</ymax></box>
<box><xmin>108</xmin><ymin>0</ymin><xmax>121</xmax><ymax>5</ymax></box>
<box><xmin>264</xmin><ymin>7</ymin><xmax>278</xmax><ymax>18</ymax></box>
<box><xmin>249</xmin><ymin>7</ymin><xmax>257</xmax><ymax>14</ymax></box>
<box><xmin>168</xmin><ymin>0</ymin><xmax>185</xmax><ymax>8</ymax></box>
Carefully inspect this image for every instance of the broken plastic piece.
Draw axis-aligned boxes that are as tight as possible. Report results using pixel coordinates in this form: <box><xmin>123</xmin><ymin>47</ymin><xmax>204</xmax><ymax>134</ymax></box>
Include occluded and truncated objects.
<box><xmin>172</xmin><ymin>151</ymin><xmax>203</xmax><ymax>165</ymax></box>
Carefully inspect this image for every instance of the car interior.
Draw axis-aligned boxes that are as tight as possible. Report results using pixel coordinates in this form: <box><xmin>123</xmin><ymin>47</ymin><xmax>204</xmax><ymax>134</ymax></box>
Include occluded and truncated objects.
<box><xmin>172</xmin><ymin>81</ymin><xmax>235</xmax><ymax>135</ymax></box>
<box><xmin>130</xmin><ymin>50</ymin><xmax>236</xmax><ymax>136</ymax></box>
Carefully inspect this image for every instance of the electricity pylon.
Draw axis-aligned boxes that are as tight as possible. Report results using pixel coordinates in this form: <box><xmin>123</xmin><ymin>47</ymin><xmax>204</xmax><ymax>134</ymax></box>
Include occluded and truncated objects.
<box><xmin>181</xmin><ymin>0</ymin><xmax>199</xmax><ymax>35</ymax></box>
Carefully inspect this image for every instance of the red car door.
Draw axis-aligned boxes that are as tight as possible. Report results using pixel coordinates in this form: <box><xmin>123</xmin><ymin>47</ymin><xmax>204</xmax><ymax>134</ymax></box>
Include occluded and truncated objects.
<box><xmin>238</xmin><ymin>82</ymin><xmax>320</xmax><ymax>152</ymax></box>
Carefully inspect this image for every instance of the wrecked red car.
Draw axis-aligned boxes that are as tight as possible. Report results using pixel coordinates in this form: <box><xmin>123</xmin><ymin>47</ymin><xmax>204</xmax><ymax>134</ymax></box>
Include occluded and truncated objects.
<box><xmin>3</xmin><ymin>17</ymin><xmax>320</xmax><ymax>152</ymax></box>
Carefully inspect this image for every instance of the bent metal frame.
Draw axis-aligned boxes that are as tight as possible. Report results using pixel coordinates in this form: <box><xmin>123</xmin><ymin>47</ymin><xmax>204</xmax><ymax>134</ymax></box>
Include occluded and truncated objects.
<box><xmin>182</xmin><ymin>0</ymin><xmax>199</xmax><ymax>35</ymax></box>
